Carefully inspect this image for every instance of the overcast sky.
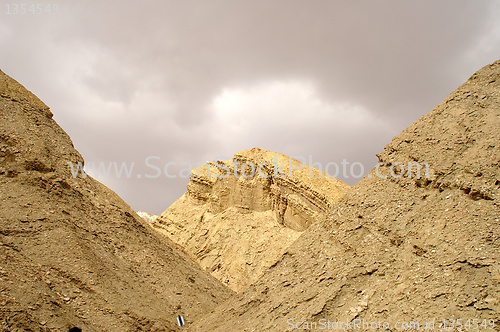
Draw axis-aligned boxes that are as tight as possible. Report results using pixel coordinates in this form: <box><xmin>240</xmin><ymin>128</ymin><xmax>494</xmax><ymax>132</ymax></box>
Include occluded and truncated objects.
<box><xmin>2</xmin><ymin>1</ymin><xmax>500</xmax><ymax>215</ymax></box>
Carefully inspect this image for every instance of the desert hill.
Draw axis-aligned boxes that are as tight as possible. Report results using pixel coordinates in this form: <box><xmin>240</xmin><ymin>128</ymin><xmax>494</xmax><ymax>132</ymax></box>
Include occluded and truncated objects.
<box><xmin>190</xmin><ymin>61</ymin><xmax>500</xmax><ymax>330</ymax></box>
<box><xmin>151</xmin><ymin>149</ymin><xmax>350</xmax><ymax>292</ymax></box>
<box><xmin>0</xmin><ymin>70</ymin><xmax>233</xmax><ymax>331</ymax></box>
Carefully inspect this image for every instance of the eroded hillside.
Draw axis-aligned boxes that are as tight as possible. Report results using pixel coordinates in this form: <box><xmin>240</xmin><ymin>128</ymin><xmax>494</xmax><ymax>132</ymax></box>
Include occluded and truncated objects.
<box><xmin>152</xmin><ymin>148</ymin><xmax>349</xmax><ymax>292</ymax></box>
<box><xmin>0</xmin><ymin>70</ymin><xmax>234</xmax><ymax>331</ymax></box>
<box><xmin>191</xmin><ymin>61</ymin><xmax>500</xmax><ymax>330</ymax></box>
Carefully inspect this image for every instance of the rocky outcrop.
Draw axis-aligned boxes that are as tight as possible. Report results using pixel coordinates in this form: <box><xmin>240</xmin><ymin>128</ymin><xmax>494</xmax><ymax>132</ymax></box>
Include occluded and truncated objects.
<box><xmin>152</xmin><ymin>148</ymin><xmax>349</xmax><ymax>292</ymax></box>
<box><xmin>136</xmin><ymin>211</ymin><xmax>158</xmax><ymax>223</ymax></box>
<box><xmin>190</xmin><ymin>61</ymin><xmax>500</xmax><ymax>330</ymax></box>
<box><xmin>0</xmin><ymin>70</ymin><xmax>233</xmax><ymax>331</ymax></box>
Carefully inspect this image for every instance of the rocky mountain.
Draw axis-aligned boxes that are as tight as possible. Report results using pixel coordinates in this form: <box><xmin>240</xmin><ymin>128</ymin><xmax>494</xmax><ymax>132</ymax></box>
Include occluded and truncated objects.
<box><xmin>151</xmin><ymin>148</ymin><xmax>350</xmax><ymax>292</ymax></box>
<box><xmin>190</xmin><ymin>61</ymin><xmax>500</xmax><ymax>330</ymax></box>
<box><xmin>0</xmin><ymin>70</ymin><xmax>233</xmax><ymax>331</ymax></box>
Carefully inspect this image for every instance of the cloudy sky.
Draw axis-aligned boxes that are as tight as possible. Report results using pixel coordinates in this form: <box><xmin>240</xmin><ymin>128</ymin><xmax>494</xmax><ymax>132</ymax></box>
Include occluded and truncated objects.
<box><xmin>2</xmin><ymin>1</ymin><xmax>499</xmax><ymax>214</ymax></box>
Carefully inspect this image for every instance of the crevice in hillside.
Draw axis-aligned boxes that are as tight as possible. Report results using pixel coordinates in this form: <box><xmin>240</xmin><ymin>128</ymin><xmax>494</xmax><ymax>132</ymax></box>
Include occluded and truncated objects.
<box><xmin>415</xmin><ymin>177</ymin><xmax>494</xmax><ymax>201</ymax></box>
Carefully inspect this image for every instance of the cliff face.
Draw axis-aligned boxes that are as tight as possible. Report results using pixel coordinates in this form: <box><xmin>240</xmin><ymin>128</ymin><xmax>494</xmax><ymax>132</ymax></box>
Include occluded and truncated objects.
<box><xmin>191</xmin><ymin>61</ymin><xmax>500</xmax><ymax>330</ymax></box>
<box><xmin>0</xmin><ymin>70</ymin><xmax>233</xmax><ymax>332</ymax></box>
<box><xmin>152</xmin><ymin>148</ymin><xmax>350</xmax><ymax>292</ymax></box>
<box><xmin>186</xmin><ymin>148</ymin><xmax>349</xmax><ymax>231</ymax></box>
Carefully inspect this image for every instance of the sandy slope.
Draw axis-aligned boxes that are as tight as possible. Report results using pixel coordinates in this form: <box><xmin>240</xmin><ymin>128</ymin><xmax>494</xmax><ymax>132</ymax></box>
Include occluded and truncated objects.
<box><xmin>0</xmin><ymin>70</ymin><xmax>233</xmax><ymax>331</ymax></box>
<box><xmin>191</xmin><ymin>60</ymin><xmax>500</xmax><ymax>331</ymax></box>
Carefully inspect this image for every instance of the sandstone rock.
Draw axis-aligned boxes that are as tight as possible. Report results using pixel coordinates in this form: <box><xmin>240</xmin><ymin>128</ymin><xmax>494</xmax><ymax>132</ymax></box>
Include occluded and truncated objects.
<box><xmin>137</xmin><ymin>211</ymin><xmax>158</xmax><ymax>223</ymax></box>
<box><xmin>190</xmin><ymin>60</ymin><xmax>500</xmax><ymax>330</ymax></box>
<box><xmin>152</xmin><ymin>148</ymin><xmax>350</xmax><ymax>292</ymax></box>
<box><xmin>0</xmin><ymin>69</ymin><xmax>233</xmax><ymax>331</ymax></box>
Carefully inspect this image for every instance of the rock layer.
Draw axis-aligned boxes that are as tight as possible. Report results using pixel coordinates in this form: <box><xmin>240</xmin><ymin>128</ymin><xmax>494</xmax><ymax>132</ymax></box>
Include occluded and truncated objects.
<box><xmin>0</xmin><ymin>70</ymin><xmax>233</xmax><ymax>331</ymax></box>
<box><xmin>191</xmin><ymin>61</ymin><xmax>500</xmax><ymax>330</ymax></box>
<box><xmin>152</xmin><ymin>148</ymin><xmax>349</xmax><ymax>292</ymax></box>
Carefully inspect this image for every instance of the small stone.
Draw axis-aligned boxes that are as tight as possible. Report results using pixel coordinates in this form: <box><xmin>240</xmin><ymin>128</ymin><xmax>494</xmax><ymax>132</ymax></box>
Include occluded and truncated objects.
<box><xmin>484</xmin><ymin>296</ymin><xmax>498</xmax><ymax>304</ymax></box>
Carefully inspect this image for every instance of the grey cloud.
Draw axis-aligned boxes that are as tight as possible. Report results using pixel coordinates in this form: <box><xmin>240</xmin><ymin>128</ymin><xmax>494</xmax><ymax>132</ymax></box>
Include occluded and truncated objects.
<box><xmin>1</xmin><ymin>0</ymin><xmax>499</xmax><ymax>214</ymax></box>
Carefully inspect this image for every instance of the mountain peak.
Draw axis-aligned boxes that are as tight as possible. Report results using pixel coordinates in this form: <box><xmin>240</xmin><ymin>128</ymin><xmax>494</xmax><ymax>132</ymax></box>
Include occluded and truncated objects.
<box><xmin>0</xmin><ymin>69</ymin><xmax>52</xmax><ymax>118</ymax></box>
<box><xmin>152</xmin><ymin>148</ymin><xmax>350</xmax><ymax>292</ymax></box>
